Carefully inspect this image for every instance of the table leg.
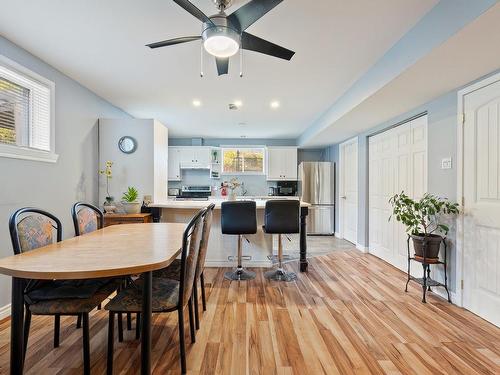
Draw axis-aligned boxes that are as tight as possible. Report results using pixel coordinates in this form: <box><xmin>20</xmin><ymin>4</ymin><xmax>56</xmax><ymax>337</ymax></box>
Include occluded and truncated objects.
<box><xmin>11</xmin><ymin>277</ymin><xmax>25</xmax><ymax>375</ymax></box>
<box><xmin>300</xmin><ymin>207</ymin><xmax>309</xmax><ymax>272</ymax></box>
<box><xmin>141</xmin><ymin>271</ymin><xmax>152</xmax><ymax>375</ymax></box>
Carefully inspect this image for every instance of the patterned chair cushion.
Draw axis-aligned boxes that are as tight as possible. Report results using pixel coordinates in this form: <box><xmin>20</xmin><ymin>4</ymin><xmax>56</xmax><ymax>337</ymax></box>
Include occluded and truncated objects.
<box><xmin>25</xmin><ymin>279</ymin><xmax>110</xmax><ymax>304</ymax></box>
<box><xmin>77</xmin><ymin>207</ymin><xmax>98</xmax><ymax>235</ymax></box>
<box><xmin>105</xmin><ymin>278</ymin><xmax>179</xmax><ymax>313</ymax></box>
<box><xmin>29</xmin><ymin>280</ymin><xmax>120</xmax><ymax>315</ymax></box>
<box><xmin>152</xmin><ymin>259</ymin><xmax>181</xmax><ymax>281</ymax></box>
<box><xmin>17</xmin><ymin>215</ymin><xmax>54</xmax><ymax>252</ymax></box>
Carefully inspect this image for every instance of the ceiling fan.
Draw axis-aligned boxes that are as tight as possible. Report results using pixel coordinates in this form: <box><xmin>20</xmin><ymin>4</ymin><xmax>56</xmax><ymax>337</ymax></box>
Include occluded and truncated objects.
<box><xmin>146</xmin><ymin>0</ymin><xmax>295</xmax><ymax>76</ymax></box>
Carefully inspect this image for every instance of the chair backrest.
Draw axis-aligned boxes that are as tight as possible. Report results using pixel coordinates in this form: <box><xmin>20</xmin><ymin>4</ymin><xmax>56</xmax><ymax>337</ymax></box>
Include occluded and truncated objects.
<box><xmin>178</xmin><ymin>207</ymin><xmax>206</xmax><ymax>307</ymax></box>
<box><xmin>195</xmin><ymin>203</ymin><xmax>215</xmax><ymax>279</ymax></box>
<box><xmin>9</xmin><ymin>207</ymin><xmax>62</xmax><ymax>255</ymax></box>
<box><xmin>221</xmin><ymin>200</ymin><xmax>257</xmax><ymax>235</ymax></box>
<box><xmin>264</xmin><ymin>199</ymin><xmax>300</xmax><ymax>234</ymax></box>
<box><xmin>71</xmin><ymin>202</ymin><xmax>104</xmax><ymax>236</ymax></box>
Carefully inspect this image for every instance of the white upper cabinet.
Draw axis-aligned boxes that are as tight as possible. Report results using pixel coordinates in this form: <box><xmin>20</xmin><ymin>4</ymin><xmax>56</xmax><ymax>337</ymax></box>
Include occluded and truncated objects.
<box><xmin>267</xmin><ymin>147</ymin><xmax>298</xmax><ymax>181</ymax></box>
<box><xmin>168</xmin><ymin>147</ymin><xmax>182</xmax><ymax>181</ymax></box>
<box><xmin>168</xmin><ymin>146</ymin><xmax>211</xmax><ymax>181</ymax></box>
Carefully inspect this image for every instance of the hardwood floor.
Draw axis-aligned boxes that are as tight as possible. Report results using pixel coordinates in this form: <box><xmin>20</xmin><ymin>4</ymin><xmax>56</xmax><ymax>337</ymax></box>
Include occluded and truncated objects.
<box><xmin>1</xmin><ymin>244</ymin><xmax>499</xmax><ymax>374</ymax></box>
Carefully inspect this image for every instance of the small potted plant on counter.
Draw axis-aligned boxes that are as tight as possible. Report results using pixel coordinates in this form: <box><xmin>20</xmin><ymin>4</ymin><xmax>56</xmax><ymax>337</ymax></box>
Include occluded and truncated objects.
<box><xmin>121</xmin><ymin>186</ymin><xmax>141</xmax><ymax>214</ymax></box>
<box><xmin>389</xmin><ymin>192</ymin><xmax>459</xmax><ymax>259</ymax></box>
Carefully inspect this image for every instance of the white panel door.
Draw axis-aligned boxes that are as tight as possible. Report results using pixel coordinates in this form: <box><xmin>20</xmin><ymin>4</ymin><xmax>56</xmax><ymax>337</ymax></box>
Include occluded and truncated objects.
<box><xmin>369</xmin><ymin>116</ymin><xmax>427</xmax><ymax>270</ymax></box>
<box><xmin>340</xmin><ymin>138</ymin><xmax>358</xmax><ymax>244</ymax></box>
<box><xmin>463</xmin><ymin>79</ymin><xmax>500</xmax><ymax>326</ymax></box>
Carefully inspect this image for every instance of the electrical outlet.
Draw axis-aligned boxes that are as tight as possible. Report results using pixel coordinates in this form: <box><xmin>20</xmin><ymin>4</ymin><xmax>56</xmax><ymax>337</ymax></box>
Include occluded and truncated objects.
<box><xmin>441</xmin><ymin>157</ymin><xmax>452</xmax><ymax>169</ymax></box>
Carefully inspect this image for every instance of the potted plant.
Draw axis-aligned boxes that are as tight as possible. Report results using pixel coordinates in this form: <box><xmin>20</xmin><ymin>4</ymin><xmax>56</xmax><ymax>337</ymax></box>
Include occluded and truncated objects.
<box><xmin>99</xmin><ymin>161</ymin><xmax>116</xmax><ymax>213</ymax></box>
<box><xmin>121</xmin><ymin>186</ymin><xmax>141</xmax><ymax>214</ymax></box>
<box><xmin>389</xmin><ymin>192</ymin><xmax>459</xmax><ymax>259</ymax></box>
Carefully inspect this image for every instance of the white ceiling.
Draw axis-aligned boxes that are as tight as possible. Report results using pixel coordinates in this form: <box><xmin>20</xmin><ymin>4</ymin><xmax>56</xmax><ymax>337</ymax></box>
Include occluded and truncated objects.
<box><xmin>303</xmin><ymin>3</ymin><xmax>500</xmax><ymax>146</ymax></box>
<box><xmin>0</xmin><ymin>0</ymin><xmax>437</xmax><ymax>139</ymax></box>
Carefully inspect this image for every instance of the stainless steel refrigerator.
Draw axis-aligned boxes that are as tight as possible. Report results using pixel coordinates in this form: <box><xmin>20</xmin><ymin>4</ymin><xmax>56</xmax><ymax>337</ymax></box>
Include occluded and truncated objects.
<box><xmin>298</xmin><ymin>162</ymin><xmax>335</xmax><ymax>235</ymax></box>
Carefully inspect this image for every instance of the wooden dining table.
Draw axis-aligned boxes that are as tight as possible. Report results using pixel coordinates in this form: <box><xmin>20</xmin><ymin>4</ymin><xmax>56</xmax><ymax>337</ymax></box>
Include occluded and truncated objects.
<box><xmin>0</xmin><ymin>222</ymin><xmax>186</xmax><ymax>375</ymax></box>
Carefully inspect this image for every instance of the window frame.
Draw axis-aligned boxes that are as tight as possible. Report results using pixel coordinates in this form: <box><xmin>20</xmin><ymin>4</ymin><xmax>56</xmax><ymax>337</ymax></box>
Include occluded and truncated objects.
<box><xmin>0</xmin><ymin>55</ymin><xmax>57</xmax><ymax>163</ymax></box>
<box><xmin>221</xmin><ymin>146</ymin><xmax>266</xmax><ymax>175</ymax></box>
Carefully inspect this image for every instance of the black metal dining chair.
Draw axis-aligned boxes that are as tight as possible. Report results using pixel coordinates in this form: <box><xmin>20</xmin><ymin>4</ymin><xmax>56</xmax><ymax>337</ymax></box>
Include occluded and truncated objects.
<box><xmin>105</xmin><ymin>207</ymin><xmax>206</xmax><ymax>374</ymax></box>
<box><xmin>9</xmin><ymin>207</ymin><xmax>120</xmax><ymax>375</ymax></box>
<box><xmin>152</xmin><ymin>203</ymin><xmax>215</xmax><ymax>330</ymax></box>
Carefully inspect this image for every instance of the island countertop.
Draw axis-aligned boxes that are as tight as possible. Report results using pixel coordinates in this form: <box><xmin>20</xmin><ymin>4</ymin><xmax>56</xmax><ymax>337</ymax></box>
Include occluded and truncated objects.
<box><xmin>150</xmin><ymin>197</ymin><xmax>310</xmax><ymax>210</ymax></box>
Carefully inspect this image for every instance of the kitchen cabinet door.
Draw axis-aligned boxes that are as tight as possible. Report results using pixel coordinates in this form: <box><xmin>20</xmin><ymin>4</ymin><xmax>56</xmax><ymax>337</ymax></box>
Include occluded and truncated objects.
<box><xmin>168</xmin><ymin>147</ymin><xmax>182</xmax><ymax>180</ymax></box>
<box><xmin>283</xmin><ymin>148</ymin><xmax>298</xmax><ymax>180</ymax></box>
<box><xmin>267</xmin><ymin>147</ymin><xmax>297</xmax><ymax>180</ymax></box>
<box><xmin>193</xmin><ymin>147</ymin><xmax>210</xmax><ymax>168</ymax></box>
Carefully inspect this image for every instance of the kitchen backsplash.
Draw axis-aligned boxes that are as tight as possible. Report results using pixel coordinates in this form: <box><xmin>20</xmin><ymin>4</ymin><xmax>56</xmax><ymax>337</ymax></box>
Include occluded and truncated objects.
<box><xmin>168</xmin><ymin>169</ymin><xmax>277</xmax><ymax>196</ymax></box>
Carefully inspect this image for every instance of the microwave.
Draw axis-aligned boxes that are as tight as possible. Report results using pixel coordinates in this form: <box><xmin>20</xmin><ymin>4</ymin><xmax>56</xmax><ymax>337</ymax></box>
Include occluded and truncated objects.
<box><xmin>276</xmin><ymin>181</ymin><xmax>297</xmax><ymax>196</ymax></box>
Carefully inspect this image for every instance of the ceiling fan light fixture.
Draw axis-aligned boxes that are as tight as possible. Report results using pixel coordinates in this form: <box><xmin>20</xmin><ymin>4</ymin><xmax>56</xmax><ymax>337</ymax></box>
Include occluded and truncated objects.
<box><xmin>204</xmin><ymin>35</ymin><xmax>239</xmax><ymax>57</ymax></box>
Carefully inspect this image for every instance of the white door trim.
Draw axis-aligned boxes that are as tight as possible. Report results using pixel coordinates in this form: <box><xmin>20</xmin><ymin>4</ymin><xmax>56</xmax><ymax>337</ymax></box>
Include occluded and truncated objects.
<box><xmin>338</xmin><ymin>136</ymin><xmax>358</xmax><ymax>244</ymax></box>
<box><xmin>456</xmin><ymin>71</ymin><xmax>500</xmax><ymax>308</ymax></box>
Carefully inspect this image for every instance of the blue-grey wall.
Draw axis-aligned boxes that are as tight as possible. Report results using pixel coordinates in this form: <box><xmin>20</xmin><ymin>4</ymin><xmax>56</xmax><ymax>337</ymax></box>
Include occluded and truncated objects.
<box><xmin>168</xmin><ymin>138</ymin><xmax>327</xmax><ymax>196</ymax></box>
<box><xmin>0</xmin><ymin>36</ymin><xmax>131</xmax><ymax>308</ymax></box>
<box><xmin>339</xmin><ymin>68</ymin><xmax>500</xmax><ymax>293</ymax></box>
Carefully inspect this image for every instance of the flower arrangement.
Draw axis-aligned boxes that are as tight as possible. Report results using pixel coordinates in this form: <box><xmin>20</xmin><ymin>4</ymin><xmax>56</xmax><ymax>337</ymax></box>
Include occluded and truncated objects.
<box><xmin>222</xmin><ymin>178</ymin><xmax>242</xmax><ymax>200</ymax></box>
<box><xmin>99</xmin><ymin>161</ymin><xmax>113</xmax><ymax>204</ymax></box>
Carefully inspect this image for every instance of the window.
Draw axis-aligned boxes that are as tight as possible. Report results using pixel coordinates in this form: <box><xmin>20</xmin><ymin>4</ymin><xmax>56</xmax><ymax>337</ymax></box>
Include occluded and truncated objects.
<box><xmin>0</xmin><ymin>56</ymin><xmax>57</xmax><ymax>162</ymax></box>
<box><xmin>222</xmin><ymin>147</ymin><xmax>265</xmax><ymax>174</ymax></box>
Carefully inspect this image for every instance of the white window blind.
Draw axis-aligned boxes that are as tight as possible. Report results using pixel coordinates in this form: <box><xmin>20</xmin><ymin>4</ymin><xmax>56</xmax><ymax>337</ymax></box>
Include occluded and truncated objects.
<box><xmin>0</xmin><ymin>63</ymin><xmax>52</xmax><ymax>151</ymax></box>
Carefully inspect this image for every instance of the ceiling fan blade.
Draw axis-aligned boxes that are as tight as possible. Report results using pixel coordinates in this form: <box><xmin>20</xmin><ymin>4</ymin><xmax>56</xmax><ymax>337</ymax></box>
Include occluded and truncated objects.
<box><xmin>146</xmin><ymin>36</ymin><xmax>201</xmax><ymax>49</ymax></box>
<box><xmin>173</xmin><ymin>0</ymin><xmax>215</xmax><ymax>26</ymax></box>
<box><xmin>227</xmin><ymin>0</ymin><xmax>283</xmax><ymax>31</ymax></box>
<box><xmin>216</xmin><ymin>57</ymin><xmax>229</xmax><ymax>76</ymax></box>
<box><xmin>241</xmin><ymin>32</ymin><xmax>294</xmax><ymax>60</ymax></box>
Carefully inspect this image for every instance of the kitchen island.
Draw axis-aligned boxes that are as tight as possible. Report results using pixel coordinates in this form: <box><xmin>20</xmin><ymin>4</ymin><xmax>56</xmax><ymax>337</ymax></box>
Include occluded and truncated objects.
<box><xmin>150</xmin><ymin>197</ymin><xmax>310</xmax><ymax>271</ymax></box>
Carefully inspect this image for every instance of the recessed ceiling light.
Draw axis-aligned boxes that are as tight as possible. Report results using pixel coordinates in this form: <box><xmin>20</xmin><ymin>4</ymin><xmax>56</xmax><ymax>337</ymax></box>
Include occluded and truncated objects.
<box><xmin>270</xmin><ymin>100</ymin><xmax>280</xmax><ymax>109</ymax></box>
<box><xmin>192</xmin><ymin>99</ymin><xmax>201</xmax><ymax>107</ymax></box>
<box><xmin>234</xmin><ymin>100</ymin><xmax>243</xmax><ymax>107</ymax></box>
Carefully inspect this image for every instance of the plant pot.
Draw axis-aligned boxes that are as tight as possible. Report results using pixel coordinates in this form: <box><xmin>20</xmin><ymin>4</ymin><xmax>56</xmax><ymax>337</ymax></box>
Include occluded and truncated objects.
<box><xmin>411</xmin><ymin>234</ymin><xmax>442</xmax><ymax>259</ymax></box>
<box><xmin>122</xmin><ymin>202</ymin><xmax>141</xmax><ymax>214</ymax></box>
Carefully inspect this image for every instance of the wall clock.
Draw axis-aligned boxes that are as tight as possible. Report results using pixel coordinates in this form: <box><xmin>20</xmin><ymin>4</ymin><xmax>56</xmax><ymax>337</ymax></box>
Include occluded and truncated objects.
<box><xmin>118</xmin><ymin>136</ymin><xmax>137</xmax><ymax>154</ymax></box>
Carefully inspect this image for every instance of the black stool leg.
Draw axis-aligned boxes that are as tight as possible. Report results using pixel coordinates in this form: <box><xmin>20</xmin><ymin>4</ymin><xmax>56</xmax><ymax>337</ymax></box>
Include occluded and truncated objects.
<box><xmin>107</xmin><ymin>312</ymin><xmax>115</xmax><ymax>375</ymax></box>
<box><xmin>178</xmin><ymin>307</ymin><xmax>186</xmax><ymax>374</ymax></box>
<box><xmin>200</xmin><ymin>272</ymin><xmax>207</xmax><ymax>312</ymax></box>
<box><xmin>54</xmin><ymin>314</ymin><xmax>60</xmax><ymax>348</ymax></box>
<box><xmin>77</xmin><ymin>313</ymin><xmax>82</xmax><ymax>329</ymax></box>
<box><xmin>188</xmin><ymin>297</ymin><xmax>196</xmax><ymax>343</ymax></box>
<box><xmin>23</xmin><ymin>309</ymin><xmax>31</xmax><ymax>362</ymax></box>
<box><xmin>193</xmin><ymin>279</ymin><xmax>200</xmax><ymax>330</ymax></box>
<box><xmin>82</xmin><ymin>313</ymin><xmax>90</xmax><ymax>375</ymax></box>
<box><xmin>118</xmin><ymin>313</ymin><xmax>123</xmax><ymax>342</ymax></box>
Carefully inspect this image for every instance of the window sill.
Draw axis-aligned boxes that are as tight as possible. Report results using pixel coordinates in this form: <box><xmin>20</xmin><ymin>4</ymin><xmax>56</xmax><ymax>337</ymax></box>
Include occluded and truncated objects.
<box><xmin>0</xmin><ymin>144</ymin><xmax>59</xmax><ymax>163</ymax></box>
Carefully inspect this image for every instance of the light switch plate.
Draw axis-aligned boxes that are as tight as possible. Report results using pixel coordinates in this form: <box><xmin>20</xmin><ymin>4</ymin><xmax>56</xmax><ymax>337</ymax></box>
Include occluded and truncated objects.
<box><xmin>441</xmin><ymin>157</ymin><xmax>452</xmax><ymax>169</ymax></box>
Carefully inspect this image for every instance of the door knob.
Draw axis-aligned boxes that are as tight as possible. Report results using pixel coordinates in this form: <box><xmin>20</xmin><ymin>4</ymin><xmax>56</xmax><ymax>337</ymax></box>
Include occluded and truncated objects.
<box><xmin>341</xmin><ymin>196</ymin><xmax>347</xmax><ymax>199</ymax></box>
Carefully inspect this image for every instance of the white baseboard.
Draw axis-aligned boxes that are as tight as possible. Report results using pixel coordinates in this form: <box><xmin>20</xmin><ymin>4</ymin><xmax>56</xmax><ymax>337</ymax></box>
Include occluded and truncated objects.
<box><xmin>430</xmin><ymin>287</ymin><xmax>459</xmax><ymax>305</ymax></box>
<box><xmin>0</xmin><ymin>304</ymin><xmax>11</xmax><ymax>320</ymax></box>
<box><xmin>334</xmin><ymin>232</ymin><xmax>342</xmax><ymax>238</ymax></box>
<box><xmin>205</xmin><ymin>260</ymin><xmax>273</xmax><ymax>268</ymax></box>
<box><xmin>356</xmin><ymin>243</ymin><xmax>369</xmax><ymax>253</ymax></box>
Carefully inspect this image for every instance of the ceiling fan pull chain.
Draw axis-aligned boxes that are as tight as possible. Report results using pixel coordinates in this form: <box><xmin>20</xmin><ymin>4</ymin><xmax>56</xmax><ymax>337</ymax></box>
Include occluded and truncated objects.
<box><xmin>200</xmin><ymin>41</ymin><xmax>204</xmax><ymax>77</ymax></box>
<box><xmin>239</xmin><ymin>47</ymin><xmax>243</xmax><ymax>78</ymax></box>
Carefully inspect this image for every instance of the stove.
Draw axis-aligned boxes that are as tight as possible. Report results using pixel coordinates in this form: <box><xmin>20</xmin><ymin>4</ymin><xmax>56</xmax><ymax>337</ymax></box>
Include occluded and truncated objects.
<box><xmin>177</xmin><ymin>185</ymin><xmax>211</xmax><ymax>199</ymax></box>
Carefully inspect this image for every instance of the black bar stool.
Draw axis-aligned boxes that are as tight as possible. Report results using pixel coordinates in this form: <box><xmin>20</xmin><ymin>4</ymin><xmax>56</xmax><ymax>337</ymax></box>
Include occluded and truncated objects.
<box><xmin>221</xmin><ymin>201</ymin><xmax>257</xmax><ymax>281</ymax></box>
<box><xmin>263</xmin><ymin>200</ymin><xmax>300</xmax><ymax>282</ymax></box>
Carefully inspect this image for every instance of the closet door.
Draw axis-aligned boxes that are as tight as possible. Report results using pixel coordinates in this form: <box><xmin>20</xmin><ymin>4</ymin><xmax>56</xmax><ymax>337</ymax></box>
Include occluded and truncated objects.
<box><xmin>369</xmin><ymin>116</ymin><xmax>427</xmax><ymax>270</ymax></box>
